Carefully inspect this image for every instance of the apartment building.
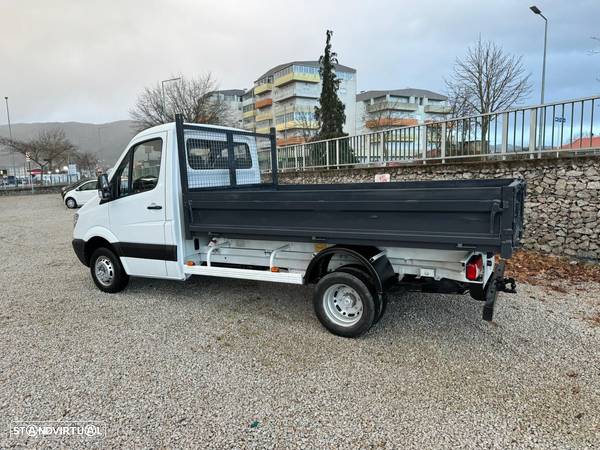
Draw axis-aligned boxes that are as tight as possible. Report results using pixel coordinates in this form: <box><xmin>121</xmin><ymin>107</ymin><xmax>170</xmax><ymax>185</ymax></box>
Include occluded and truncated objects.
<box><xmin>244</xmin><ymin>61</ymin><xmax>356</xmax><ymax>146</ymax></box>
<box><xmin>210</xmin><ymin>89</ymin><xmax>245</xmax><ymax>128</ymax></box>
<box><xmin>356</xmin><ymin>89</ymin><xmax>451</xmax><ymax>135</ymax></box>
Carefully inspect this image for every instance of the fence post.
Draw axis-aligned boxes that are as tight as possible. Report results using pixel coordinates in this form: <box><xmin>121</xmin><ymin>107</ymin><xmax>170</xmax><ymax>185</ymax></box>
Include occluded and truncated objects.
<box><xmin>302</xmin><ymin>143</ymin><xmax>306</xmax><ymax>170</ymax></box>
<box><xmin>379</xmin><ymin>131</ymin><xmax>385</xmax><ymax>165</ymax></box>
<box><xmin>420</xmin><ymin>125</ymin><xmax>427</xmax><ymax>164</ymax></box>
<box><xmin>326</xmin><ymin>141</ymin><xmax>330</xmax><ymax>169</ymax></box>
<box><xmin>529</xmin><ymin>109</ymin><xmax>537</xmax><ymax>159</ymax></box>
<box><xmin>501</xmin><ymin>112</ymin><xmax>509</xmax><ymax>160</ymax></box>
<box><xmin>440</xmin><ymin>123</ymin><xmax>446</xmax><ymax>164</ymax></box>
<box><xmin>294</xmin><ymin>145</ymin><xmax>298</xmax><ymax>171</ymax></box>
<box><xmin>335</xmin><ymin>140</ymin><xmax>340</xmax><ymax>168</ymax></box>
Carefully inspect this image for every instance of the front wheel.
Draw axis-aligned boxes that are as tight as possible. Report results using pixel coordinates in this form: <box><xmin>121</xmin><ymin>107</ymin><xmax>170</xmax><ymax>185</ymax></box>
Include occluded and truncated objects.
<box><xmin>313</xmin><ymin>272</ymin><xmax>376</xmax><ymax>338</ymax></box>
<box><xmin>90</xmin><ymin>247</ymin><xmax>129</xmax><ymax>293</ymax></box>
<box><xmin>65</xmin><ymin>197</ymin><xmax>77</xmax><ymax>209</ymax></box>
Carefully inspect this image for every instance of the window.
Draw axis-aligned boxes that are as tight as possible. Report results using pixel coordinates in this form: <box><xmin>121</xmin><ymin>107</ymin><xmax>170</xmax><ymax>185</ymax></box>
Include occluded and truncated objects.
<box><xmin>113</xmin><ymin>138</ymin><xmax>162</xmax><ymax>199</ymax></box>
<box><xmin>79</xmin><ymin>181</ymin><xmax>98</xmax><ymax>191</ymax></box>
<box><xmin>187</xmin><ymin>139</ymin><xmax>252</xmax><ymax>170</ymax></box>
<box><xmin>131</xmin><ymin>139</ymin><xmax>162</xmax><ymax>194</ymax></box>
<box><xmin>114</xmin><ymin>156</ymin><xmax>130</xmax><ymax>198</ymax></box>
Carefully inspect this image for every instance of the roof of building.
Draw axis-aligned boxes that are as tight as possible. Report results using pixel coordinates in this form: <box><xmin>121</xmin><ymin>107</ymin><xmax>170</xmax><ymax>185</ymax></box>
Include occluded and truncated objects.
<box><xmin>356</xmin><ymin>88</ymin><xmax>447</xmax><ymax>102</ymax></box>
<box><xmin>212</xmin><ymin>89</ymin><xmax>246</xmax><ymax>97</ymax></box>
<box><xmin>255</xmin><ymin>60</ymin><xmax>356</xmax><ymax>83</ymax></box>
<box><xmin>562</xmin><ymin>135</ymin><xmax>600</xmax><ymax>149</ymax></box>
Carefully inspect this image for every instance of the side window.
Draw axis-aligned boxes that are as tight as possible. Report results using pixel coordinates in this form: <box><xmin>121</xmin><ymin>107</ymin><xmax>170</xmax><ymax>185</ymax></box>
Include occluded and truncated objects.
<box><xmin>187</xmin><ymin>139</ymin><xmax>229</xmax><ymax>170</ymax></box>
<box><xmin>114</xmin><ymin>156</ymin><xmax>130</xmax><ymax>198</ymax></box>
<box><xmin>187</xmin><ymin>139</ymin><xmax>252</xmax><ymax>170</ymax></box>
<box><xmin>80</xmin><ymin>181</ymin><xmax>97</xmax><ymax>191</ymax></box>
<box><xmin>233</xmin><ymin>143</ymin><xmax>252</xmax><ymax>169</ymax></box>
<box><xmin>131</xmin><ymin>139</ymin><xmax>162</xmax><ymax>194</ymax></box>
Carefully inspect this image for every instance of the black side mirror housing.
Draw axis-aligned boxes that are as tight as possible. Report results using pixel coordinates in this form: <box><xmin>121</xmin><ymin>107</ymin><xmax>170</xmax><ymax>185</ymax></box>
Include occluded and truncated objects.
<box><xmin>98</xmin><ymin>174</ymin><xmax>112</xmax><ymax>201</ymax></box>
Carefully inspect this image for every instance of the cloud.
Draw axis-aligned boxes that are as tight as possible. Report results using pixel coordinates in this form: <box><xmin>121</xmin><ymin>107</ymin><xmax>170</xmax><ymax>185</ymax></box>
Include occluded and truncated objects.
<box><xmin>0</xmin><ymin>0</ymin><xmax>598</xmax><ymax>123</ymax></box>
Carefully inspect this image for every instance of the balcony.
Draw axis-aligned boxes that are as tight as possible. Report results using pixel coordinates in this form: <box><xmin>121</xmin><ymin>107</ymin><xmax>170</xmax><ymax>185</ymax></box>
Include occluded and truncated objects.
<box><xmin>424</xmin><ymin>104</ymin><xmax>452</xmax><ymax>114</ymax></box>
<box><xmin>256</xmin><ymin>126</ymin><xmax>271</xmax><ymax>134</ymax></box>
<box><xmin>254</xmin><ymin>83</ymin><xmax>273</xmax><ymax>95</ymax></box>
<box><xmin>242</xmin><ymin>110</ymin><xmax>255</xmax><ymax>118</ymax></box>
<box><xmin>365</xmin><ymin>118</ymin><xmax>419</xmax><ymax>129</ymax></box>
<box><xmin>274</xmin><ymin>72</ymin><xmax>320</xmax><ymax>87</ymax></box>
<box><xmin>366</xmin><ymin>101</ymin><xmax>418</xmax><ymax>113</ymax></box>
<box><xmin>255</xmin><ymin>97</ymin><xmax>273</xmax><ymax>109</ymax></box>
<box><xmin>277</xmin><ymin>136</ymin><xmax>306</xmax><ymax>146</ymax></box>
<box><xmin>273</xmin><ymin>85</ymin><xmax>320</xmax><ymax>102</ymax></box>
<box><xmin>255</xmin><ymin>111</ymin><xmax>273</xmax><ymax>122</ymax></box>
<box><xmin>275</xmin><ymin>120</ymin><xmax>318</xmax><ymax>131</ymax></box>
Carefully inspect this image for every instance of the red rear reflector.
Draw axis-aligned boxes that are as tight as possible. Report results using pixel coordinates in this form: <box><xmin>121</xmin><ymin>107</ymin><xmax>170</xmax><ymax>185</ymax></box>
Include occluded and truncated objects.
<box><xmin>466</xmin><ymin>255</ymin><xmax>483</xmax><ymax>281</ymax></box>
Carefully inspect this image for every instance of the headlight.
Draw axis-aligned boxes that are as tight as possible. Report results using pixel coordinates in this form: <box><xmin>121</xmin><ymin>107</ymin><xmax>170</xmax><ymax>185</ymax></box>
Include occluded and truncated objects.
<box><xmin>73</xmin><ymin>213</ymin><xmax>79</xmax><ymax>228</ymax></box>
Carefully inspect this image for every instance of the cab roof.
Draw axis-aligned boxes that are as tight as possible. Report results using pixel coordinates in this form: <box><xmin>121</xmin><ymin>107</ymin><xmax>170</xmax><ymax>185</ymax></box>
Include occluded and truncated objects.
<box><xmin>134</xmin><ymin>122</ymin><xmax>249</xmax><ymax>140</ymax></box>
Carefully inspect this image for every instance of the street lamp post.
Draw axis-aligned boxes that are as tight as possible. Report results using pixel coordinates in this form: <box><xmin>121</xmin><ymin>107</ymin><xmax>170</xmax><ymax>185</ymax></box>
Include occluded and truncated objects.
<box><xmin>161</xmin><ymin>77</ymin><xmax>182</xmax><ymax>121</ymax></box>
<box><xmin>530</xmin><ymin>6</ymin><xmax>548</xmax><ymax>104</ymax></box>
<box><xmin>530</xmin><ymin>5</ymin><xmax>548</xmax><ymax>154</ymax></box>
<box><xmin>4</xmin><ymin>96</ymin><xmax>16</xmax><ymax>182</ymax></box>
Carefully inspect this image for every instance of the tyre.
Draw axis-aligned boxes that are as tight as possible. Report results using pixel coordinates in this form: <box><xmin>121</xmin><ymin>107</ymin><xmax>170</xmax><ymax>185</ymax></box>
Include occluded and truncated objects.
<box><xmin>90</xmin><ymin>247</ymin><xmax>129</xmax><ymax>293</ymax></box>
<box><xmin>335</xmin><ymin>264</ymin><xmax>387</xmax><ymax>323</ymax></box>
<box><xmin>65</xmin><ymin>197</ymin><xmax>77</xmax><ymax>209</ymax></box>
<box><xmin>313</xmin><ymin>271</ymin><xmax>376</xmax><ymax>338</ymax></box>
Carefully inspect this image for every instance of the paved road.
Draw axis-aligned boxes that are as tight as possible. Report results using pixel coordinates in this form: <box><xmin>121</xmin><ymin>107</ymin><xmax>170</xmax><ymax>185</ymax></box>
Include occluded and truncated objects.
<box><xmin>1</xmin><ymin>194</ymin><xmax>599</xmax><ymax>448</ymax></box>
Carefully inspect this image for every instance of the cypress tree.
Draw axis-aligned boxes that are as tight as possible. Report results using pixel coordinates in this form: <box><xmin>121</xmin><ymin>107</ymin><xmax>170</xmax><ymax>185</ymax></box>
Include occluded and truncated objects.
<box><xmin>314</xmin><ymin>30</ymin><xmax>346</xmax><ymax>140</ymax></box>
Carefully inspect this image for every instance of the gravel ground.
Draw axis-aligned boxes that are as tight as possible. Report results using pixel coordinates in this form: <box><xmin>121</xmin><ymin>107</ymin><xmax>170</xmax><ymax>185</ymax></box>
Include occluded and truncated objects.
<box><xmin>0</xmin><ymin>194</ymin><xmax>599</xmax><ymax>449</ymax></box>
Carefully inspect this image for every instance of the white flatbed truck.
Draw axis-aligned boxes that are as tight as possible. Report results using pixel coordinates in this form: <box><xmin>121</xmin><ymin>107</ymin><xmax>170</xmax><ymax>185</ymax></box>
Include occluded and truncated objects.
<box><xmin>72</xmin><ymin>116</ymin><xmax>524</xmax><ymax>337</ymax></box>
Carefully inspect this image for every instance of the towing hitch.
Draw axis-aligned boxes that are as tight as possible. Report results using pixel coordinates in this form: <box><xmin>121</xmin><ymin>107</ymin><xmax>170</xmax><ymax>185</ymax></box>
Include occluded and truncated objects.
<box><xmin>482</xmin><ymin>262</ymin><xmax>517</xmax><ymax>322</ymax></box>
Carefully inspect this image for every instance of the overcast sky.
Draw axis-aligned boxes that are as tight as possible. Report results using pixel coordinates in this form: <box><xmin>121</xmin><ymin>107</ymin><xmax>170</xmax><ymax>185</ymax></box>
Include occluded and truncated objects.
<box><xmin>1</xmin><ymin>0</ymin><xmax>599</xmax><ymax>124</ymax></box>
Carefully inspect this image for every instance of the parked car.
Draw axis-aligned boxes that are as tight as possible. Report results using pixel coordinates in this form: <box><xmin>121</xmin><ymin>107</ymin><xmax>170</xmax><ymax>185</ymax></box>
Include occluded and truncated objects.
<box><xmin>64</xmin><ymin>179</ymin><xmax>99</xmax><ymax>208</ymax></box>
<box><xmin>61</xmin><ymin>178</ymin><xmax>91</xmax><ymax>199</ymax></box>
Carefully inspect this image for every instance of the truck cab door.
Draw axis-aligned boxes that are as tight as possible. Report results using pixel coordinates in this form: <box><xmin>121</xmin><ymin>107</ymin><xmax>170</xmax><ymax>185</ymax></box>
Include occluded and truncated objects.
<box><xmin>108</xmin><ymin>133</ymin><xmax>170</xmax><ymax>277</ymax></box>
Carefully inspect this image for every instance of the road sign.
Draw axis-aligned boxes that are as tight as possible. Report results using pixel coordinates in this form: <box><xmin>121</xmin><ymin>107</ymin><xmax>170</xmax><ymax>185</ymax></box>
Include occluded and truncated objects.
<box><xmin>68</xmin><ymin>164</ymin><xmax>77</xmax><ymax>176</ymax></box>
<box><xmin>25</xmin><ymin>152</ymin><xmax>31</xmax><ymax>162</ymax></box>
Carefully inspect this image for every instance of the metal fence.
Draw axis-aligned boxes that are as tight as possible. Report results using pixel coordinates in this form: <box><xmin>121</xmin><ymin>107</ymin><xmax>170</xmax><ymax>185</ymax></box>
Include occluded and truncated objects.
<box><xmin>260</xmin><ymin>96</ymin><xmax>600</xmax><ymax>173</ymax></box>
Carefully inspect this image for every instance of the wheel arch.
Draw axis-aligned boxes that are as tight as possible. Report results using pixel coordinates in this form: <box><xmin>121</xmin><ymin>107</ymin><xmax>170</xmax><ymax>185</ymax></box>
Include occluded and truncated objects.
<box><xmin>304</xmin><ymin>245</ymin><xmax>396</xmax><ymax>296</ymax></box>
<box><xmin>83</xmin><ymin>236</ymin><xmax>115</xmax><ymax>267</ymax></box>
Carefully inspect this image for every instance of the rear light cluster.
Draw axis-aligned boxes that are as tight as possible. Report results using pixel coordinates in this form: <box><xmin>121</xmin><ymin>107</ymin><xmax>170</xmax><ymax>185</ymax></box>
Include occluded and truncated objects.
<box><xmin>466</xmin><ymin>255</ymin><xmax>484</xmax><ymax>281</ymax></box>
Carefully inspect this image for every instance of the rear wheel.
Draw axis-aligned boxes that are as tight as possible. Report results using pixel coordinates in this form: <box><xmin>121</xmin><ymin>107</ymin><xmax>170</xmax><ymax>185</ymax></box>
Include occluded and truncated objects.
<box><xmin>336</xmin><ymin>264</ymin><xmax>387</xmax><ymax>323</ymax></box>
<box><xmin>313</xmin><ymin>272</ymin><xmax>376</xmax><ymax>338</ymax></box>
<box><xmin>90</xmin><ymin>247</ymin><xmax>129</xmax><ymax>293</ymax></box>
<box><xmin>65</xmin><ymin>197</ymin><xmax>77</xmax><ymax>209</ymax></box>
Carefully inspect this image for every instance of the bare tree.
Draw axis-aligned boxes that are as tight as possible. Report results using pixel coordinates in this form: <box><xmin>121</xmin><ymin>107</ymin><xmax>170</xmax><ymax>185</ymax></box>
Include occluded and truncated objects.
<box><xmin>0</xmin><ymin>128</ymin><xmax>76</xmax><ymax>174</ymax></box>
<box><xmin>129</xmin><ymin>73</ymin><xmax>232</xmax><ymax>132</ymax></box>
<box><xmin>445</xmin><ymin>37</ymin><xmax>532</xmax><ymax>152</ymax></box>
<box><xmin>446</xmin><ymin>37</ymin><xmax>532</xmax><ymax>116</ymax></box>
<box><xmin>73</xmin><ymin>151</ymin><xmax>98</xmax><ymax>174</ymax></box>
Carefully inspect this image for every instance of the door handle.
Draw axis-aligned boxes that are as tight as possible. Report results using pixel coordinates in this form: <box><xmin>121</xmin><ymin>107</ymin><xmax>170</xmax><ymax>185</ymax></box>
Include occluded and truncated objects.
<box><xmin>147</xmin><ymin>203</ymin><xmax>162</xmax><ymax>210</ymax></box>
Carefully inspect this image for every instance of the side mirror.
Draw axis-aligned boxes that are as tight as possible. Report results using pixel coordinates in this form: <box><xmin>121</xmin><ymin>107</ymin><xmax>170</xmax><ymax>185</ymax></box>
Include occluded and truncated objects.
<box><xmin>98</xmin><ymin>174</ymin><xmax>112</xmax><ymax>201</ymax></box>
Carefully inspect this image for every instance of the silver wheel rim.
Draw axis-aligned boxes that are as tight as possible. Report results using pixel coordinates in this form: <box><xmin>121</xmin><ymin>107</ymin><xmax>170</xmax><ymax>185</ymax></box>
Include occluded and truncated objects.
<box><xmin>66</xmin><ymin>199</ymin><xmax>75</xmax><ymax>208</ymax></box>
<box><xmin>94</xmin><ymin>256</ymin><xmax>114</xmax><ymax>286</ymax></box>
<box><xmin>323</xmin><ymin>283</ymin><xmax>363</xmax><ymax>327</ymax></box>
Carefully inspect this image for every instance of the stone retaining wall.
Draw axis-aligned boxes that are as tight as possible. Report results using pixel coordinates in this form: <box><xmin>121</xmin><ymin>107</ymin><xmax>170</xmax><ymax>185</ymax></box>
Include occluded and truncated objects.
<box><xmin>278</xmin><ymin>156</ymin><xmax>600</xmax><ymax>261</ymax></box>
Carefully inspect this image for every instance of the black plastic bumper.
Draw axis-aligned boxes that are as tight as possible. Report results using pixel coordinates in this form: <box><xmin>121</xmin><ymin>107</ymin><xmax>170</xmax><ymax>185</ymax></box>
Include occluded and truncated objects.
<box><xmin>72</xmin><ymin>239</ymin><xmax>87</xmax><ymax>266</ymax></box>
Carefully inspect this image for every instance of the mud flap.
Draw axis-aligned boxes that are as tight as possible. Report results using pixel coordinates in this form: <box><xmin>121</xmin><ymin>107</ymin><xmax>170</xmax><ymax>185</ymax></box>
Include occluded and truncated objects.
<box><xmin>482</xmin><ymin>261</ymin><xmax>517</xmax><ymax>321</ymax></box>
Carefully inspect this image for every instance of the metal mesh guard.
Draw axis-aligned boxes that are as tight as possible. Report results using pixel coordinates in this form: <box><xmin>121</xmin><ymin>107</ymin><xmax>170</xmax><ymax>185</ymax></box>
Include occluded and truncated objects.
<box><xmin>184</xmin><ymin>128</ymin><xmax>272</xmax><ymax>189</ymax></box>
